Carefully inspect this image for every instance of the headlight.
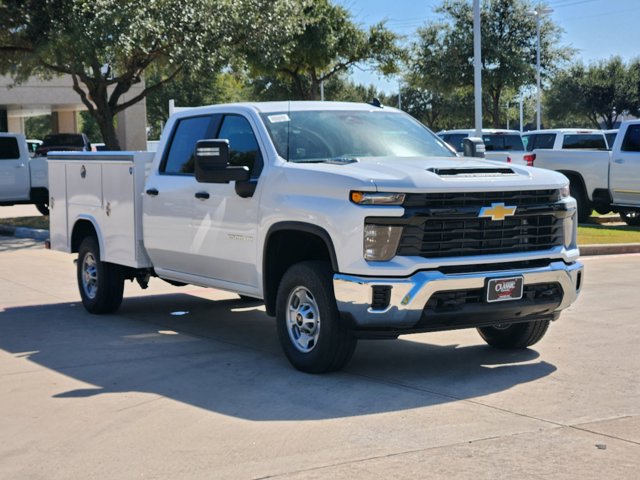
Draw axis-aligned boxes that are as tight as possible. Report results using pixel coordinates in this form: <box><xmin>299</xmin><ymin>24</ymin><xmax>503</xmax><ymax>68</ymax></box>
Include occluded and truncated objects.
<box><xmin>564</xmin><ymin>211</ymin><xmax>577</xmax><ymax>248</ymax></box>
<box><xmin>559</xmin><ymin>184</ymin><xmax>570</xmax><ymax>199</ymax></box>
<box><xmin>364</xmin><ymin>225</ymin><xmax>403</xmax><ymax>261</ymax></box>
<box><xmin>351</xmin><ymin>191</ymin><xmax>405</xmax><ymax>205</ymax></box>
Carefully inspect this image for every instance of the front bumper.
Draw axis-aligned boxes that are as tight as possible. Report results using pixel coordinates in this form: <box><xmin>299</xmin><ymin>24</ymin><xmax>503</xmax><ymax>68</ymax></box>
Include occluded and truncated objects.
<box><xmin>333</xmin><ymin>261</ymin><xmax>583</xmax><ymax>331</ymax></box>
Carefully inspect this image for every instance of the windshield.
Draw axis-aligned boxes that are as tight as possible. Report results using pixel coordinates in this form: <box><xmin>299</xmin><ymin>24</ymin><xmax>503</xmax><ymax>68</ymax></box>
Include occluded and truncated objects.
<box><xmin>260</xmin><ymin>110</ymin><xmax>455</xmax><ymax>162</ymax></box>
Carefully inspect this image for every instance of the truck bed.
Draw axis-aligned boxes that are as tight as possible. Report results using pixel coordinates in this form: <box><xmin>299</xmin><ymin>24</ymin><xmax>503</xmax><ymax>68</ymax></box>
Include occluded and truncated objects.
<box><xmin>48</xmin><ymin>152</ymin><xmax>155</xmax><ymax>268</ymax></box>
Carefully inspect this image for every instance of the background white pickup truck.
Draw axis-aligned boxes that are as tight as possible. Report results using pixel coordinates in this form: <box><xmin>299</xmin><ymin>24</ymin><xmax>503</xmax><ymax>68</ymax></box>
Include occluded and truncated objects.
<box><xmin>528</xmin><ymin>121</ymin><xmax>640</xmax><ymax>224</ymax></box>
<box><xmin>0</xmin><ymin>132</ymin><xmax>49</xmax><ymax>215</ymax></box>
<box><xmin>48</xmin><ymin>102</ymin><xmax>583</xmax><ymax>373</ymax></box>
<box><xmin>438</xmin><ymin>129</ymin><xmax>532</xmax><ymax>166</ymax></box>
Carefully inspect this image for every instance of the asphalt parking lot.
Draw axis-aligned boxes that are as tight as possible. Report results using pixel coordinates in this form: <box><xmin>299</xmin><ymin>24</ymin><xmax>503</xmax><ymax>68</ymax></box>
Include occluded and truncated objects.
<box><xmin>1</xmin><ymin>236</ymin><xmax>639</xmax><ymax>479</ymax></box>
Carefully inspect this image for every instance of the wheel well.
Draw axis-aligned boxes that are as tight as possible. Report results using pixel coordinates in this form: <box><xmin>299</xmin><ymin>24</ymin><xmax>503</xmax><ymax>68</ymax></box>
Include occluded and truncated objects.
<box><xmin>29</xmin><ymin>187</ymin><xmax>49</xmax><ymax>204</ymax></box>
<box><xmin>71</xmin><ymin>220</ymin><xmax>98</xmax><ymax>253</ymax></box>
<box><xmin>558</xmin><ymin>171</ymin><xmax>588</xmax><ymax>199</ymax></box>
<box><xmin>263</xmin><ymin>228</ymin><xmax>336</xmax><ymax>316</ymax></box>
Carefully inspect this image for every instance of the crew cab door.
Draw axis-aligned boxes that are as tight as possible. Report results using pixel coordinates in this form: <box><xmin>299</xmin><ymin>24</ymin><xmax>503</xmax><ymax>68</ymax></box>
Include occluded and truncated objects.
<box><xmin>0</xmin><ymin>135</ymin><xmax>30</xmax><ymax>202</ymax></box>
<box><xmin>190</xmin><ymin>114</ymin><xmax>263</xmax><ymax>288</ymax></box>
<box><xmin>610</xmin><ymin>124</ymin><xmax>640</xmax><ymax>206</ymax></box>
<box><xmin>143</xmin><ymin>114</ymin><xmax>222</xmax><ymax>274</ymax></box>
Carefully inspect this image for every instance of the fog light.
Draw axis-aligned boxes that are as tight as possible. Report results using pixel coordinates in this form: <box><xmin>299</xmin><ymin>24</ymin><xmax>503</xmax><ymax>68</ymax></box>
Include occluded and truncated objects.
<box><xmin>364</xmin><ymin>225</ymin><xmax>403</xmax><ymax>261</ymax></box>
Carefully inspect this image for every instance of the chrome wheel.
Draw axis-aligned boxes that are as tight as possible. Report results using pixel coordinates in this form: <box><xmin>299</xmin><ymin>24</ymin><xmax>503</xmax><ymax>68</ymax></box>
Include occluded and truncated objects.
<box><xmin>81</xmin><ymin>251</ymin><xmax>98</xmax><ymax>299</ymax></box>
<box><xmin>286</xmin><ymin>286</ymin><xmax>320</xmax><ymax>353</ymax></box>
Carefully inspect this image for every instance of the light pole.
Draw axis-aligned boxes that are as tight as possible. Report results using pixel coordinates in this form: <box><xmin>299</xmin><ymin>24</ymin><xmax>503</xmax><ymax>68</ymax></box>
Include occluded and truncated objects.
<box><xmin>533</xmin><ymin>6</ymin><xmax>552</xmax><ymax>130</ymax></box>
<box><xmin>473</xmin><ymin>0</ymin><xmax>482</xmax><ymax>136</ymax></box>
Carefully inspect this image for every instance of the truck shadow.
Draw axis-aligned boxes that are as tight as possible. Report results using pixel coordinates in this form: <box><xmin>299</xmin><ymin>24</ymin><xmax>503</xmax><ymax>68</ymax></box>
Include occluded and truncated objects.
<box><xmin>0</xmin><ymin>293</ymin><xmax>556</xmax><ymax>421</ymax></box>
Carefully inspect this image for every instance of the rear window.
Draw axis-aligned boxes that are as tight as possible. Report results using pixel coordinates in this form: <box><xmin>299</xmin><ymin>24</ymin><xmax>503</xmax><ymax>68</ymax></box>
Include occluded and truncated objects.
<box><xmin>523</xmin><ymin>133</ymin><xmax>556</xmax><ymax>151</ymax></box>
<box><xmin>562</xmin><ymin>134</ymin><xmax>606</xmax><ymax>150</ymax></box>
<box><xmin>42</xmin><ymin>134</ymin><xmax>85</xmax><ymax>147</ymax></box>
<box><xmin>0</xmin><ymin>137</ymin><xmax>20</xmax><ymax>160</ymax></box>
<box><xmin>482</xmin><ymin>134</ymin><xmax>524</xmax><ymax>152</ymax></box>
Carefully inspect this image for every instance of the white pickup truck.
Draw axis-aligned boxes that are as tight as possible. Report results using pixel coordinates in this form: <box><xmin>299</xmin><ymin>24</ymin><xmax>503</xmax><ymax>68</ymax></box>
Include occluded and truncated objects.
<box><xmin>527</xmin><ymin>121</ymin><xmax>640</xmax><ymax>224</ymax></box>
<box><xmin>48</xmin><ymin>102</ymin><xmax>583</xmax><ymax>373</ymax></box>
<box><xmin>0</xmin><ymin>132</ymin><xmax>49</xmax><ymax>215</ymax></box>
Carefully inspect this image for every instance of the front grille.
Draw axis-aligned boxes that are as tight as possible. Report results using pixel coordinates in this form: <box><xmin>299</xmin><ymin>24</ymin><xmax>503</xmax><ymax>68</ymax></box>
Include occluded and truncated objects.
<box><xmin>404</xmin><ymin>189</ymin><xmax>560</xmax><ymax>209</ymax></box>
<box><xmin>425</xmin><ymin>282</ymin><xmax>563</xmax><ymax>313</ymax></box>
<box><xmin>397</xmin><ymin>214</ymin><xmax>564</xmax><ymax>258</ymax></box>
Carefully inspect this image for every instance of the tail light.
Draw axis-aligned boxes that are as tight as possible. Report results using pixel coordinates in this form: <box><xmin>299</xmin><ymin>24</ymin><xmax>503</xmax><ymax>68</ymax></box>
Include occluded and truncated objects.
<box><xmin>507</xmin><ymin>156</ymin><xmax>512</xmax><ymax>163</ymax></box>
<box><xmin>524</xmin><ymin>153</ymin><xmax>536</xmax><ymax>167</ymax></box>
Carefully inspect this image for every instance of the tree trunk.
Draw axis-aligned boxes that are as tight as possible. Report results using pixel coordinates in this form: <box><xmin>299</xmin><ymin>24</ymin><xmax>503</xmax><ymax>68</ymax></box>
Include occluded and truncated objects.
<box><xmin>88</xmin><ymin>82</ymin><xmax>121</xmax><ymax>150</ymax></box>
<box><xmin>308</xmin><ymin>70</ymin><xmax>320</xmax><ymax>101</ymax></box>
<box><xmin>491</xmin><ymin>92</ymin><xmax>501</xmax><ymax>128</ymax></box>
<box><xmin>95</xmin><ymin>113</ymin><xmax>121</xmax><ymax>150</ymax></box>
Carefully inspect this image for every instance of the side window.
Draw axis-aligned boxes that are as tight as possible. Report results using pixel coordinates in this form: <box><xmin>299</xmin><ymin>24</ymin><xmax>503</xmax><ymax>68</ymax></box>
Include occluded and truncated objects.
<box><xmin>528</xmin><ymin>133</ymin><xmax>555</xmax><ymax>150</ymax></box>
<box><xmin>217</xmin><ymin>115</ymin><xmax>263</xmax><ymax>176</ymax></box>
<box><xmin>0</xmin><ymin>137</ymin><xmax>20</xmax><ymax>160</ymax></box>
<box><xmin>621</xmin><ymin>125</ymin><xmax>640</xmax><ymax>152</ymax></box>
<box><xmin>162</xmin><ymin>115</ymin><xmax>219</xmax><ymax>174</ymax></box>
<box><xmin>562</xmin><ymin>134</ymin><xmax>606</xmax><ymax>150</ymax></box>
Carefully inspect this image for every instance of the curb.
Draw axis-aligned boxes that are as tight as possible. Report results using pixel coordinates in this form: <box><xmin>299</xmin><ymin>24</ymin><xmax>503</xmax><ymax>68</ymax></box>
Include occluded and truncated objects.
<box><xmin>2</xmin><ymin>225</ymin><xmax>640</xmax><ymax>256</ymax></box>
<box><xmin>0</xmin><ymin>224</ymin><xmax>50</xmax><ymax>241</ymax></box>
<box><xmin>579</xmin><ymin>243</ymin><xmax>640</xmax><ymax>256</ymax></box>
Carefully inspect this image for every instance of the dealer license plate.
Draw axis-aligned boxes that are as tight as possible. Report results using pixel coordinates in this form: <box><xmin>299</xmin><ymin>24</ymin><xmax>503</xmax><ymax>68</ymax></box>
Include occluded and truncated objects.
<box><xmin>486</xmin><ymin>276</ymin><xmax>524</xmax><ymax>303</ymax></box>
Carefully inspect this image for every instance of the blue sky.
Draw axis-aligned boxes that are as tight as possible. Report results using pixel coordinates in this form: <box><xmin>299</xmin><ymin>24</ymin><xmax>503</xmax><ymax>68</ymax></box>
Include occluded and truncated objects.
<box><xmin>335</xmin><ymin>0</ymin><xmax>640</xmax><ymax>93</ymax></box>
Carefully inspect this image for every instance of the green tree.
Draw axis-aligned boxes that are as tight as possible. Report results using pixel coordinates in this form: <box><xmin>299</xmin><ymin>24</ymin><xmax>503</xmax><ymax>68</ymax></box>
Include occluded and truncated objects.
<box><xmin>24</xmin><ymin>115</ymin><xmax>51</xmax><ymax>140</ymax></box>
<box><xmin>145</xmin><ymin>70</ymin><xmax>256</xmax><ymax>139</ymax></box>
<box><xmin>251</xmin><ymin>71</ymin><xmax>388</xmax><ymax>104</ymax></box>
<box><xmin>409</xmin><ymin>0</ymin><xmax>568</xmax><ymax>128</ymax></box>
<box><xmin>0</xmin><ymin>0</ymin><xmax>303</xmax><ymax>149</ymax></box>
<box><xmin>247</xmin><ymin>0</ymin><xmax>403</xmax><ymax>100</ymax></box>
<box><xmin>546</xmin><ymin>57</ymin><xmax>640</xmax><ymax>129</ymax></box>
<box><xmin>398</xmin><ymin>85</ymin><xmax>474</xmax><ymax>131</ymax></box>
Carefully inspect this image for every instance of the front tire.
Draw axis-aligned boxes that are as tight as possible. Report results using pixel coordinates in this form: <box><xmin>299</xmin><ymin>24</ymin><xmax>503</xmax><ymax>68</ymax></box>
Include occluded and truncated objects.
<box><xmin>477</xmin><ymin>320</ymin><xmax>550</xmax><ymax>349</ymax></box>
<box><xmin>276</xmin><ymin>261</ymin><xmax>357</xmax><ymax>373</ymax></box>
<box><xmin>77</xmin><ymin>236</ymin><xmax>124</xmax><ymax>314</ymax></box>
<box><xmin>569</xmin><ymin>181</ymin><xmax>591</xmax><ymax>223</ymax></box>
<box><xmin>619</xmin><ymin>209</ymin><xmax>640</xmax><ymax>226</ymax></box>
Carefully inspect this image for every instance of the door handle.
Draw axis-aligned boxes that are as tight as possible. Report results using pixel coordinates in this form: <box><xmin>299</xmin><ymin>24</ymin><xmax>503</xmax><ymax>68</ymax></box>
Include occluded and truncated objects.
<box><xmin>145</xmin><ymin>188</ymin><xmax>159</xmax><ymax>196</ymax></box>
<box><xmin>195</xmin><ymin>191</ymin><xmax>210</xmax><ymax>200</ymax></box>
<box><xmin>15</xmin><ymin>163</ymin><xmax>25</xmax><ymax>168</ymax></box>
<box><xmin>613</xmin><ymin>159</ymin><xmax>624</xmax><ymax>164</ymax></box>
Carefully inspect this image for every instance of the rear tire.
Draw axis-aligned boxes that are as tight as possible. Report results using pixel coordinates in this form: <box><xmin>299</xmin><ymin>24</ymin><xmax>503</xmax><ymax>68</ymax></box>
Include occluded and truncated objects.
<box><xmin>77</xmin><ymin>236</ymin><xmax>124</xmax><ymax>314</ymax></box>
<box><xmin>276</xmin><ymin>261</ymin><xmax>357</xmax><ymax>373</ymax></box>
<box><xmin>477</xmin><ymin>320</ymin><xmax>550</xmax><ymax>349</ymax></box>
<box><xmin>619</xmin><ymin>210</ymin><xmax>640</xmax><ymax>226</ymax></box>
<box><xmin>35</xmin><ymin>203</ymin><xmax>49</xmax><ymax>216</ymax></box>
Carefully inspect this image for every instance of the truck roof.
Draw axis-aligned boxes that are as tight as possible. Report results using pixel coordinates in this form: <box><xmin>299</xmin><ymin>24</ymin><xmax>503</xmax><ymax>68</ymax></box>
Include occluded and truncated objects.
<box><xmin>437</xmin><ymin>129</ymin><xmax>522</xmax><ymax>135</ymax></box>
<box><xmin>523</xmin><ymin>128</ymin><xmax>602</xmax><ymax>135</ymax></box>
<box><xmin>172</xmin><ymin>101</ymin><xmax>402</xmax><ymax>115</ymax></box>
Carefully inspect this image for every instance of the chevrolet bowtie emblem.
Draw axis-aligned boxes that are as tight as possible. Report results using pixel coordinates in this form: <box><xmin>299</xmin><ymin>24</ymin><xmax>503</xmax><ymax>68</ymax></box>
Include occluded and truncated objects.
<box><xmin>478</xmin><ymin>203</ymin><xmax>517</xmax><ymax>221</ymax></box>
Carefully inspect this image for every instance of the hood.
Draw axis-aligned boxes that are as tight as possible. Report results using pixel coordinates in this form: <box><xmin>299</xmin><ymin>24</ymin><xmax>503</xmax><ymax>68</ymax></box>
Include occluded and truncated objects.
<box><xmin>287</xmin><ymin>156</ymin><xmax>568</xmax><ymax>192</ymax></box>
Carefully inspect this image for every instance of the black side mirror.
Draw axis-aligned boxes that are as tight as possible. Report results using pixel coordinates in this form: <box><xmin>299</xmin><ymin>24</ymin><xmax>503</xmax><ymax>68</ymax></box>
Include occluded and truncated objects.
<box><xmin>194</xmin><ymin>139</ymin><xmax>250</xmax><ymax>183</ymax></box>
<box><xmin>463</xmin><ymin>137</ymin><xmax>486</xmax><ymax>158</ymax></box>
